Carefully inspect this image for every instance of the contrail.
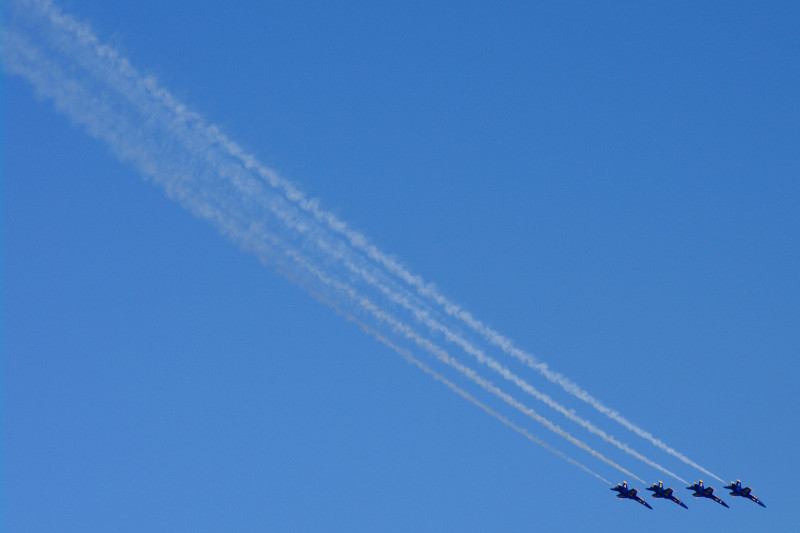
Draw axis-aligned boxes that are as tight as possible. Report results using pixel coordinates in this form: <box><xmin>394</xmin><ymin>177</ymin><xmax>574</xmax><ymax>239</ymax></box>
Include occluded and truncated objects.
<box><xmin>86</xmin><ymin>7</ymin><xmax>723</xmax><ymax>482</ymax></box>
<box><xmin>3</xmin><ymin>0</ymin><xmax>688</xmax><ymax>483</ymax></box>
<box><xmin>1</xmin><ymin>1</ymin><xmax>662</xmax><ymax>483</ymax></box>
<box><xmin>2</xmin><ymin>0</ymin><xmax>626</xmax><ymax>480</ymax></box>
<box><xmin>38</xmin><ymin>0</ymin><xmax>722</xmax><ymax>483</ymax></box>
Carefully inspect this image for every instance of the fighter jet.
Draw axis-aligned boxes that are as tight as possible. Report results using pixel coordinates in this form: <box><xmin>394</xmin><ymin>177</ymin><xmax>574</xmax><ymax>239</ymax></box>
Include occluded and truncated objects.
<box><xmin>611</xmin><ymin>482</ymin><xmax>653</xmax><ymax>509</ymax></box>
<box><xmin>686</xmin><ymin>480</ymin><xmax>729</xmax><ymax>508</ymax></box>
<box><xmin>723</xmin><ymin>479</ymin><xmax>766</xmax><ymax>507</ymax></box>
<box><xmin>646</xmin><ymin>481</ymin><xmax>688</xmax><ymax>509</ymax></box>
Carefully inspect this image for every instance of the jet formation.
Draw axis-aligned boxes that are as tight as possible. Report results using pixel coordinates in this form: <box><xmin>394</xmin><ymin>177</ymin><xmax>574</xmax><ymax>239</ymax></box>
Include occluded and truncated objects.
<box><xmin>611</xmin><ymin>479</ymin><xmax>766</xmax><ymax>510</ymax></box>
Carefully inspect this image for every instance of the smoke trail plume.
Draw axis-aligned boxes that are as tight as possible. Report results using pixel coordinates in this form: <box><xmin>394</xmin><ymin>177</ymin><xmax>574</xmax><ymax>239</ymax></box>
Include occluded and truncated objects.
<box><xmin>2</xmin><ymin>0</ymin><xmax>631</xmax><ymax>483</ymax></box>
<box><xmin>2</xmin><ymin>0</ymin><xmax>715</xmax><ymax>484</ymax></box>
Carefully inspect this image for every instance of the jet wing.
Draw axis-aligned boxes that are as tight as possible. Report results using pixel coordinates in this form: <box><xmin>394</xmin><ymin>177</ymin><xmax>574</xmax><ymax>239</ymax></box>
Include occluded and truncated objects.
<box><xmin>711</xmin><ymin>495</ymin><xmax>730</xmax><ymax>508</ymax></box>
<box><xmin>672</xmin><ymin>497</ymin><xmax>689</xmax><ymax>509</ymax></box>
<box><xmin>636</xmin><ymin>497</ymin><xmax>653</xmax><ymax>510</ymax></box>
<box><xmin>748</xmin><ymin>495</ymin><xmax>766</xmax><ymax>508</ymax></box>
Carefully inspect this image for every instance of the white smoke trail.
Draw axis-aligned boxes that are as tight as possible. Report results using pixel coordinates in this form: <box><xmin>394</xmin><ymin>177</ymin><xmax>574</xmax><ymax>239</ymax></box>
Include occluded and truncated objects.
<box><xmin>82</xmin><ymin>7</ymin><xmax>724</xmax><ymax>484</ymax></box>
<box><xmin>2</xmin><ymin>0</ymin><xmax>631</xmax><ymax>483</ymax></box>
<box><xmin>27</xmin><ymin>0</ymin><xmax>722</xmax><ymax>482</ymax></box>
<box><xmin>3</xmin><ymin>0</ymin><xmax>711</xmax><ymax>484</ymax></box>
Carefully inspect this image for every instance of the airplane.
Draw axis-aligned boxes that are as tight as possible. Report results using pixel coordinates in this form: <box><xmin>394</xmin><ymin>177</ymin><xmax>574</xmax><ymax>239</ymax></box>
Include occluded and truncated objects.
<box><xmin>611</xmin><ymin>482</ymin><xmax>653</xmax><ymax>509</ymax></box>
<box><xmin>686</xmin><ymin>480</ymin><xmax>729</xmax><ymax>508</ymax></box>
<box><xmin>723</xmin><ymin>479</ymin><xmax>766</xmax><ymax>507</ymax></box>
<box><xmin>646</xmin><ymin>481</ymin><xmax>688</xmax><ymax>509</ymax></box>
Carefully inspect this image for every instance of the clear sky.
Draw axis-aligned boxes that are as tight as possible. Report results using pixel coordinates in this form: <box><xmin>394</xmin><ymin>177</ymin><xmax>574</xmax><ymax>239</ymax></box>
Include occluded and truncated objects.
<box><xmin>3</xmin><ymin>0</ymin><xmax>799</xmax><ymax>531</ymax></box>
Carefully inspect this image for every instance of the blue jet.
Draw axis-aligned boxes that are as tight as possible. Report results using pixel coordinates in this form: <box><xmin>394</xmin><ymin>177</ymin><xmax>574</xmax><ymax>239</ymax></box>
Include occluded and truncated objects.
<box><xmin>687</xmin><ymin>480</ymin><xmax>729</xmax><ymax>508</ymax></box>
<box><xmin>646</xmin><ymin>481</ymin><xmax>688</xmax><ymax>509</ymax></box>
<box><xmin>611</xmin><ymin>482</ymin><xmax>653</xmax><ymax>509</ymax></box>
<box><xmin>723</xmin><ymin>480</ymin><xmax>766</xmax><ymax>508</ymax></box>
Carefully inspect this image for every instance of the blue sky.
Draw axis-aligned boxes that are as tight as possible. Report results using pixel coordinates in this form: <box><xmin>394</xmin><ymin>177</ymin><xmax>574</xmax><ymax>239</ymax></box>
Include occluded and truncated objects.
<box><xmin>3</xmin><ymin>1</ymin><xmax>799</xmax><ymax>531</ymax></box>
